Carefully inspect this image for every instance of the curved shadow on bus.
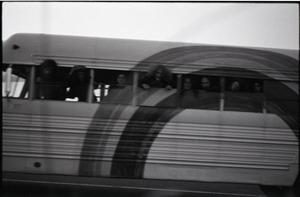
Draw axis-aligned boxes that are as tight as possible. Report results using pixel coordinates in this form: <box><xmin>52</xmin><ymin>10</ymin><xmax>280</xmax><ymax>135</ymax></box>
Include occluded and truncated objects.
<box><xmin>79</xmin><ymin>45</ymin><xmax>298</xmax><ymax>185</ymax></box>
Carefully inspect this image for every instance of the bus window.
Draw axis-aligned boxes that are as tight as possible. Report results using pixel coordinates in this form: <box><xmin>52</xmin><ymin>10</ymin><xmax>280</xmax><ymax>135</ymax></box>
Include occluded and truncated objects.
<box><xmin>34</xmin><ymin>60</ymin><xmax>92</xmax><ymax>102</ymax></box>
<box><xmin>2</xmin><ymin>65</ymin><xmax>30</xmax><ymax>98</ymax></box>
<box><xmin>264</xmin><ymin>80</ymin><xmax>298</xmax><ymax>117</ymax></box>
<box><xmin>180</xmin><ymin>75</ymin><xmax>220</xmax><ymax>110</ymax></box>
<box><xmin>180</xmin><ymin>75</ymin><xmax>198</xmax><ymax>108</ymax></box>
<box><xmin>64</xmin><ymin>66</ymin><xmax>92</xmax><ymax>102</ymax></box>
<box><xmin>224</xmin><ymin>77</ymin><xmax>264</xmax><ymax>112</ymax></box>
<box><xmin>93</xmin><ymin>69</ymin><xmax>133</xmax><ymax>104</ymax></box>
<box><xmin>198</xmin><ymin>76</ymin><xmax>221</xmax><ymax>92</ymax></box>
<box><xmin>138</xmin><ymin>65</ymin><xmax>173</xmax><ymax>90</ymax></box>
<box><xmin>136</xmin><ymin>65</ymin><xmax>177</xmax><ymax>107</ymax></box>
<box><xmin>35</xmin><ymin>60</ymin><xmax>68</xmax><ymax>101</ymax></box>
<box><xmin>137</xmin><ymin>70</ymin><xmax>177</xmax><ymax>107</ymax></box>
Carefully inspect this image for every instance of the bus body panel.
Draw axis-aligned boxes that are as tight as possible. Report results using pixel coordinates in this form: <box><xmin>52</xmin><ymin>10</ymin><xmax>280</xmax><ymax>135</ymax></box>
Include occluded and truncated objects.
<box><xmin>2</xmin><ymin>96</ymin><xmax>298</xmax><ymax>185</ymax></box>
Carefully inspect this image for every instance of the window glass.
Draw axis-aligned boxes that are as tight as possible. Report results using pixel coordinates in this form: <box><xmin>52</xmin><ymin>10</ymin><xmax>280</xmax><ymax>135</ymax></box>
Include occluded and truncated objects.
<box><xmin>64</xmin><ymin>66</ymin><xmax>91</xmax><ymax>102</ymax></box>
<box><xmin>137</xmin><ymin>70</ymin><xmax>177</xmax><ymax>107</ymax></box>
<box><xmin>2</xmin><ymin>65</ymin><xmax>30</xmax><ymax>98</ymax></box>
<box><xmin>35</xmin><ymin>60</ymin><xmax>70</xmax><ymax>101</ymax></box>
<box><xmin>224</xmin><ymin>77</ymin><xmax>264</xmax><ymax>112</ymax></box>
<box><xmin>225</xmin><ymin>77</ymin><xmax>263</xmax><ymax>92</ymax></box>
<box><xmin>264</xmin><ymin>80</ymin><xmax>298</xmax><ymax>116</ymax></box>
<box><xmin>34</xmin><ymin>60</ymin><xmax>92</xmax><ymax>102</ymax></box>
<box><xmin>93</xmin><ymin>69</ymin><xmax>133</xmax><ymax>104</ymax></box>
<box><xmin>180</xmin><ymin>75</ymin><xmax>220</xmax><ymax>110</ymax></box>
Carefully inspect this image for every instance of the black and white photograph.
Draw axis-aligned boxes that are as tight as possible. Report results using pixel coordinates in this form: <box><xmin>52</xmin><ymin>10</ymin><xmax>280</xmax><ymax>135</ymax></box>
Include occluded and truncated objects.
<box><xmin>2</xmin><ymin>2</ymin><xmax>299</xmax><ymax>197</ymax></box>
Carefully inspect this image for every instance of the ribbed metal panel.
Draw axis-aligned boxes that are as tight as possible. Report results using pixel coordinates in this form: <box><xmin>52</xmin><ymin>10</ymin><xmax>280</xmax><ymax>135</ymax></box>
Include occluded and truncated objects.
<box><xmin>148</xmin><ymin>120</ymin><xmax>297</xmax><ymax>170</ymax></box>
<box><xmin>3</xmin><ymin>112</ymin><xmax>298</xmax><ymax>171</ymax></box>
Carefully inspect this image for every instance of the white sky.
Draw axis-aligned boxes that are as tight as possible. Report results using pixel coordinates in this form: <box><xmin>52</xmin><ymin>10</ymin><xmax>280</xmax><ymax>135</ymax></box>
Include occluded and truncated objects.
<box><xmin>2</xmin><ymin>2</ymin><xmax>299</xmax><ymax>50</ymax></box>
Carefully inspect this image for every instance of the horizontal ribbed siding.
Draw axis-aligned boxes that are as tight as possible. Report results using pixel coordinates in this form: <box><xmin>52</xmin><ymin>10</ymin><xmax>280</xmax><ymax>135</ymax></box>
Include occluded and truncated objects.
<box><xmin>3</xmin><ymin>112</ymin><xmax>298</xmax><ymax>172</ymax></box>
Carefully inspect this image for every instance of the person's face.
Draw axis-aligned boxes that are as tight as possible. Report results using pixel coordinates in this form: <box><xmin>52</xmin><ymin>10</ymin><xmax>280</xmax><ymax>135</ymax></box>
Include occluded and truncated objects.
<box><xmin>201</xmin><ymin>78</ymin><xmax>210</xmax><ymax>89</ymax></box>
<box><xmin>254</xmin><ymin>83</ymin><xmax>261</xmax><ymax>92</ymax></box>
<box><xmin>155</xmin><ymin>69</ymin><xmax>164</xmax><ymax>81</ymax></box>
<box><xmin>117</xmin><ymin>74</ymin><xmax>126</xmax><ymax>85</ymax></box>
<box><xmin>43</xmin><ymin>66</ymin><xmax>54</xmax><ymax>76</ymax></box>
<box><xmin>231</xmin><ymin>81</ymin><xmax>240</xmax><ymax>91</ymax></box>
<box><xmin>183</xmin><ymin>78</ymin><xmax>192</xmax><ymax>90</ymax></box>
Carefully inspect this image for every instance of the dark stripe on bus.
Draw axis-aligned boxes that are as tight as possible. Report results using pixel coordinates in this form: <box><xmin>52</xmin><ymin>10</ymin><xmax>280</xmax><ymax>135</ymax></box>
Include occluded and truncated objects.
<box><xmin>110</xmin><ymin>106</ymin><xmax>182</xmax><ymax>178</ymax></box>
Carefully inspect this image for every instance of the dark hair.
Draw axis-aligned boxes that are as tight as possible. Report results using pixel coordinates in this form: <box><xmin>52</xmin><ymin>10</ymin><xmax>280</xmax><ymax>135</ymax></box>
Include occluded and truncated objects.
<box><xmin>147</xmin><ymin>64</ymin><xmax>172</xmax><ymax>81</ymax></box>
<box><xmin>38</xmin><ymin>59</ymin><xmax>58</xmax><ymax>79</ymax></box>
<box><xmin>41</xmin><ymin>59</ymin><xmax>57</xmax><ymax>69</ymax></box>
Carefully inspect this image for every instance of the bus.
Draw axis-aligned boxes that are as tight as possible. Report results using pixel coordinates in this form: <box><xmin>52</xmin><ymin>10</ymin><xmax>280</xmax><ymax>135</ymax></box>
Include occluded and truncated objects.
<box><xmin>2</xmin><ymin>33</ymin><xmax>298</xmax><ymax>187</ymax></box>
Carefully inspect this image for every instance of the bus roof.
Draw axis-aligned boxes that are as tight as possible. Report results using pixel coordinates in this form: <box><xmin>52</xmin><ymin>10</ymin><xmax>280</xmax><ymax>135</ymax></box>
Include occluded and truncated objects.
<box><xmin>3</xmin><ymin>33</ymin><xmax>187</xmax><ymax>67</ymax></box>
<box><xmin>3</xmin><ymin>33</ymin><xmax>299</xmax><ymax>81</ymax></box>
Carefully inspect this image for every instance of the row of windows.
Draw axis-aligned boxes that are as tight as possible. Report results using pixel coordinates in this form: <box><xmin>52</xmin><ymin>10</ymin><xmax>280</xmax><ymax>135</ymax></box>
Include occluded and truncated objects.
<box><xmin>3</xmin><ymin>63</ymin><xmax>268</xmax><ymax>112</ymax></box>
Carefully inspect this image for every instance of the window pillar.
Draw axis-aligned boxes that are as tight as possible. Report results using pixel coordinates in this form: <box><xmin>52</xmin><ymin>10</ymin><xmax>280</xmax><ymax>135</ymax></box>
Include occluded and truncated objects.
<box><xmin>87</xmin><ymin>69</ymin><xmax>94</xmax><ymax>103</ymax></box>
<box><xmin>132</xmin><ymin>71</ymin><xmax>139</xmax><ymax>106</ymax></box>
<box><xmin>220</xmin><ymin>77</ymin><xmax>225</xmax><ymax>111</ymax></box>
<box><xmin>29</xmin><ymin>66</ymin><xmax>36</xmax><ymax>100</ymax></box>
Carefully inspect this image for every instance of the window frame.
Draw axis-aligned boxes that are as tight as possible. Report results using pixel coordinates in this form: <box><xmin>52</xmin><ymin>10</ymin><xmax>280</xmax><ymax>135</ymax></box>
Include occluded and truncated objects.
<box><xmin>2</xmin><ymin>64</ymin><xmax>33</xmax><ymax>99</ymax></box>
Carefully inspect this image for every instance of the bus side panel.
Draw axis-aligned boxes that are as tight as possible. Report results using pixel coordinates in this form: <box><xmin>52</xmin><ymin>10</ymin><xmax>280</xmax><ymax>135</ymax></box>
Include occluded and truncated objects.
<box><xmin>2</xmin><ymin>98</ymin><xmax>298</xmax><ymax>185</ymax></box>
<box><xmin>144</xmin><ymin>110</ymin><xmax>298</xmax><ymax>186</ymax></box>
<box><xmin>2</xmin><ymin>99</ymin><xmax>121</xmax><ymax>177</ymax></box>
